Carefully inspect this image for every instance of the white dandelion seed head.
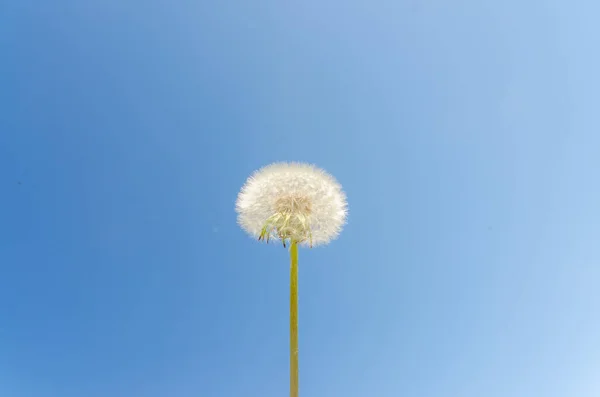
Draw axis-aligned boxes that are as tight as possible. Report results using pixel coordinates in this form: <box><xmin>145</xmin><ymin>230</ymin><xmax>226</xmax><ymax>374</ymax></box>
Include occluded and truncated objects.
<box><xmin>236</xmin><ymin>162</ymin><xmax>348</xmax><ymax>247</ymax></box>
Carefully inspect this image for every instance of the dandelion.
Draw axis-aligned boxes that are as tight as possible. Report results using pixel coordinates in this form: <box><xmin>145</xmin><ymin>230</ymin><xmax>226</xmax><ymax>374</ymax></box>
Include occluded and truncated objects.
<box><xmin>236</xmin><ymin>162</ymin><xmax>347</xmax><ymax>397</ymax></box>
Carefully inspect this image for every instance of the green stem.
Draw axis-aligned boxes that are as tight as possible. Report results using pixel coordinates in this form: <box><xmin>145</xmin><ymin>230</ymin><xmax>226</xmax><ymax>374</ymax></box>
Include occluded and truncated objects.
<box><xmin>290</xmin><ymin>240</ymin><xmax>299</xmax><ymax>397</ymax></box>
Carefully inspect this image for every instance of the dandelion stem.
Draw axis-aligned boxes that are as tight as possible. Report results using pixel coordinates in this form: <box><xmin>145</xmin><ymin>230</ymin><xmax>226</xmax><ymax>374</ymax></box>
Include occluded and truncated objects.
<box><xmin>290</xmin><ymin>240</ymin><xmax>299</xmax><ymax>397</ymax></box>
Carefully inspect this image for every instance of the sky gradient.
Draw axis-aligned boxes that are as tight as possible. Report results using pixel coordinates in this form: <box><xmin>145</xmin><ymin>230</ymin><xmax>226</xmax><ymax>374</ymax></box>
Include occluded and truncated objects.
<box><xmin>2</xmin><ymin>1</ymin><xmax>599</xmax><ymax>396</ymax></box>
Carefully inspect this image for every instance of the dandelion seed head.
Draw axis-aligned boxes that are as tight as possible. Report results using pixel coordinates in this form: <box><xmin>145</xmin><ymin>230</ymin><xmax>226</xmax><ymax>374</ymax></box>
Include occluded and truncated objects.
<box><xmin>236</xmin><ymin>162</ymin><xmax>347</xmax><ymax>247</ymax></box>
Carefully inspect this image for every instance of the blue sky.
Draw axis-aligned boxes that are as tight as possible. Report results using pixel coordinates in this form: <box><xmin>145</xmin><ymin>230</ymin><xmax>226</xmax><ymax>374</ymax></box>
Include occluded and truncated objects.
<box><xmin>1</xmin><ymin>1</ymin><xmax>599</xmax><ymax>396</ymax></box>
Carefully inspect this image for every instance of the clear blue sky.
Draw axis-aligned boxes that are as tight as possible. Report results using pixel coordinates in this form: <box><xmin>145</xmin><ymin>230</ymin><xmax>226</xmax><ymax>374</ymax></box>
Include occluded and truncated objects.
<box><xmin>2</xmin><ymin>1</ymin><xmax>599</xmax><ymax>396</ymax></box>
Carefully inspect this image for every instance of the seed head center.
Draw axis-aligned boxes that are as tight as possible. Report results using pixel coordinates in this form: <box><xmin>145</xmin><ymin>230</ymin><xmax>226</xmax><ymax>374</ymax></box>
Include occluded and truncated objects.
<box><xmin>258</xmin><ymin>194</ymin><xmax>314</xmax><ymax>247</ymax></box>
<box><xmin>274</xmin><ymin>195</ymin><xmax>312</xmax><ymax>216</ymax></box>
